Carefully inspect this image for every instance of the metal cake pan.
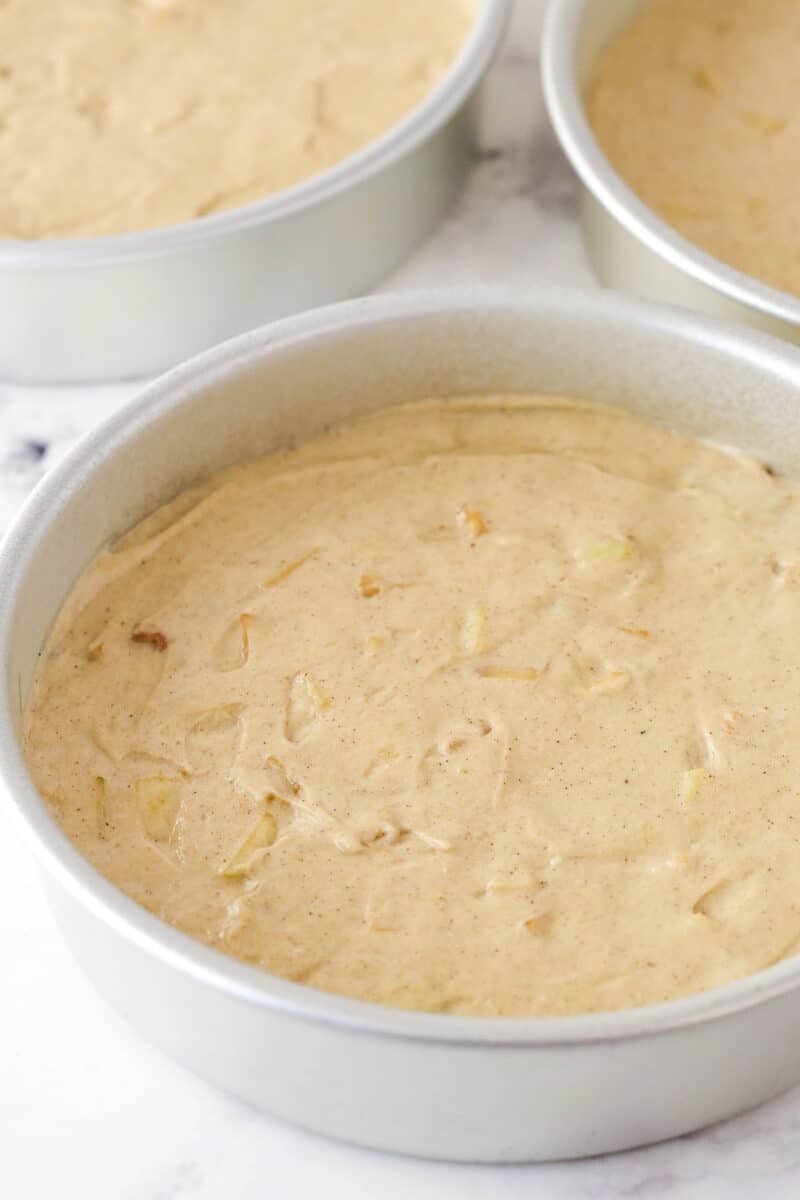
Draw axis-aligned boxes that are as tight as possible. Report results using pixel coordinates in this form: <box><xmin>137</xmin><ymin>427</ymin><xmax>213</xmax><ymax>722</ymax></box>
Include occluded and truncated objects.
<box><xmin>0</xmin><ymin>0</ymin><xmax>510</xmax><ymax>385</ymax></box>
<box><xmin>3</xmin><ymin>290</ymin><xmax>800</xmax><ymax>1161</ymax></box>
<box><xmin>541</xmin><ymin>0</ymin><xmax>800</xmax><ymax>345</ymax></box>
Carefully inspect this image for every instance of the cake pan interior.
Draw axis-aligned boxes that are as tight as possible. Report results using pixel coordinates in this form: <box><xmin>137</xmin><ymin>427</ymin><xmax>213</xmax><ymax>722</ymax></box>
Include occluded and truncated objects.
<box><xmin>5</xmin><ymin>291</ymin><xmax>800</xmax><ymax>1160</ymax></box>
<box><xmin>0</xmin><ymin>0</ymin><xmax>511</xmax><ymax>384</ymax></box>
<box><xmin>542</xmin><ymin>0</ymin><xmax>800</xmax><ymax>343</ymax></box>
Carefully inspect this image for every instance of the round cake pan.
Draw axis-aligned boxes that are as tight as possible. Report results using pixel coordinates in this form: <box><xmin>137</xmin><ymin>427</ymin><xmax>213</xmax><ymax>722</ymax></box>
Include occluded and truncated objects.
<box><xmin>541</xmin><ymin>0</ymin><xmax>800</xmax><ymax>345</ymax></box>
<box><xmin>0</xmin><ymin>0</ymin><xmax>510</xmax><ymax>386</ymax></box>
<box><xmin>4</xmin><ymin>289</ymin><xmax>800</xmax><ymax>1162</ymax></box>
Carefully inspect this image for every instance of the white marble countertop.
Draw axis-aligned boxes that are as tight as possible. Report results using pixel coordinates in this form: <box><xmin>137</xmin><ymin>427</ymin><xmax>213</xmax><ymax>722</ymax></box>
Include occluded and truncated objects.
<box><xmin>3</xmin><ymin>4</ymin><xmax>800</xmax><ymax>1196</ymax></box>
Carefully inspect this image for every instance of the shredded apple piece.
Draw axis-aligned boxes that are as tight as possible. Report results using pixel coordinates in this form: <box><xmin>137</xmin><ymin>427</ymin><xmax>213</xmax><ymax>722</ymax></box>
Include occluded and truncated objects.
<box><xmin>264</xmin><ymin>755</ymin><xmax>301</xmax><ymax>798</ymax></box>
<box><xmin>458</xmin><ymin>507</ymin><xmax>488</xmax><ymax>538</ymax></box>
<box><xmin>680</xmin><ymin>768</ymin><xmax>706</xmax><ymax>805</ymax></box>
<box><xmin>190</xmin><ymin>704</ymin><xmax>242</xmax><ymax>735</ymax></box>
<box><xmin>94</xmin><ymin>775</ymin><xmax>107</xmax><ymax>833</ymax></box>
<box><xmin>359</xmin><ymin>574</ymin><xmax>382</xmax><ymax>598</ymax></box>
<box><xmin>131</xmin><ymin>629</ymin><xmax>168</xmax><ymax>652</ymax></box>
<box><xmin>186</xmin><ymin>705</ymin><xmax>243</xmax><ymax>772</ymax></box>
<box><xmin>360</xmin><ymin>574</ymin><xmax>413</xmax><ymax>598</ymax></box>
<box><xmin>741</xmin><ymin>110</ymin><xmax>786</xmax><ymax>135</ymax></box>
<box><xmin>724</xmin><ymin>709</ymin><xmax>743</xmax><ymax>734</ymax></box>
<box><xmin>263</xmin><ymin>551</ymin><xmax>316</xmax><ymax>589</ymax></box>
<box><xmin>587</xmin><ymin>671</ymin><xmax>630</xmax><ymax>696</ymax></box>
<box><xmin>222</xmin><ymin>811</ymin><xmax>278</xmax><ymax>877</ymax></box>
<box><xmin>520</xmin><ymin>914</ymin><xmax>547</xmax><ymax>934</ymax></box>
<box><xmin>365</xmin><ymin>746</ymin><xmax>399</xmax><ymax>777</ymax></box>
<box><xmin>692</xmin><ymin>66</ymin><xmax>720</xmax><ymax>95</ymax></box>
<box><xmin>578</xmin><ymin>537</ymin><xmax>633</xmax><ymax>563</ymax></box>
<box><xmin>285</xmin><ymin>672</ymin><xmax>330</xmax><ymax>742</ymax></box>
<box><xmin>460</xmin><ymin>603</ymin><xmax>486</xmax><ymax>654</ymax></box>
<box><xmin>135</xmin><ymin>776</ymin><xmax>180</xmax><ymax>841</ymax></box>
<box><xmin>415</xmin><ymin>830</ymin><xmax>453</xmax><ymax>851</ymax></box>
<box><xmin>212</xmin><ymin>612</ymin><xmax>253</xmax><ymax>672</ymax></box>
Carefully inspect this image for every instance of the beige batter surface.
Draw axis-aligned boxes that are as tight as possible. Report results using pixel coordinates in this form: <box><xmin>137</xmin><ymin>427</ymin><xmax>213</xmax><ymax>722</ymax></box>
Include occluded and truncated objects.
<box><xmin>588</xmin><ymin>0</ymin><xmax>800</xmax><ymax>298</ymax></box>
<box><xmin>24</xmin><ymin>396</ymin><xmax>800</xmax><ymax>1017</ymax></box>
<box><xmin>0</xmin><ymin>0</ymin><xmax>473</xmax><ymax>239</ymax></box>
